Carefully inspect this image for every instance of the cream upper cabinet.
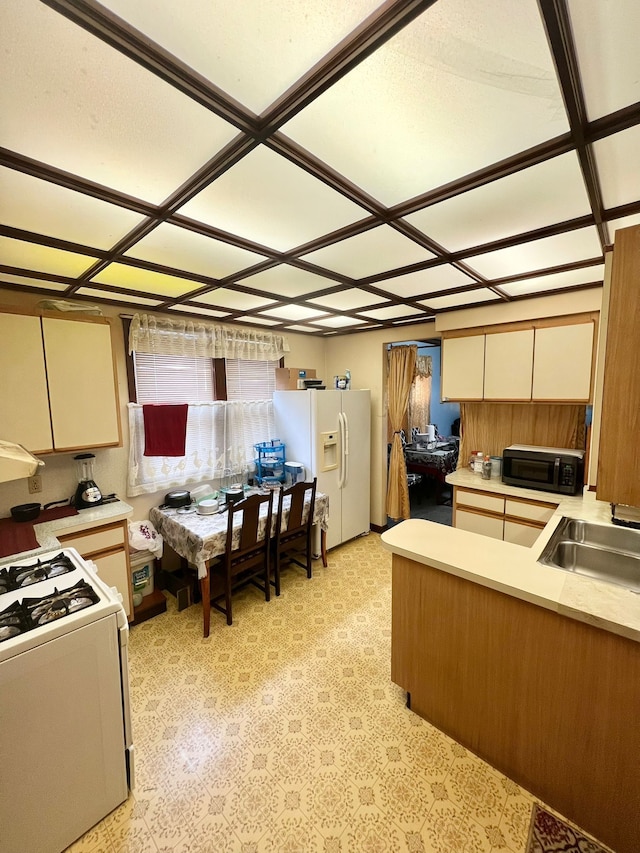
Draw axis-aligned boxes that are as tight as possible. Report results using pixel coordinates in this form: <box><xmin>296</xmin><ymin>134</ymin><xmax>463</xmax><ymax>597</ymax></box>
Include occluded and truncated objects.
<box><xmin>0</xmin><ymin>312</ymin><xmax>54</xmax><ymax>453</ymax></box>
<box><xmin>532</xmin><ymin>323</ymin><xmax>594</xmax><ymax>402</ymax></box>
<box><xmin>42</xmin><ymin>317</ymin><xmax>121</xmax><ymax>451</ymax></box>
<box><xmin>441</xmin><ymin>335</ymin><xmax>485</xmax><ymax>400</ymax></box>
<box><xmin>0</xmin><ymin>309</ymin><xmax>121</xmax><ymax>453</ymax></box>
<box><xmin>484</xmin><ymin>329</ymin><xmax>534</xmax><ymax>401</ymax></box>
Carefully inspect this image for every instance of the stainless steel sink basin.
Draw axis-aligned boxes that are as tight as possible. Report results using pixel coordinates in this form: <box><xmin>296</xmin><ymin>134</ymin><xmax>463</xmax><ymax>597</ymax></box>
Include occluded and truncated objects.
<box><xmin>538</xmin><ymin>517</ymin><xmax>640</xmax><ymax>593</ymax></box>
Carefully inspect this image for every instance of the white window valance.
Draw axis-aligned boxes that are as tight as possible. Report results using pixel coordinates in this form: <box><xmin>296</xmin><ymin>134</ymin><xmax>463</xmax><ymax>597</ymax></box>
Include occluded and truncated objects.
<box><xmin>128</xmin><ymin>313</ymin><xmax>290</xmax><ymax>361</ymax></box>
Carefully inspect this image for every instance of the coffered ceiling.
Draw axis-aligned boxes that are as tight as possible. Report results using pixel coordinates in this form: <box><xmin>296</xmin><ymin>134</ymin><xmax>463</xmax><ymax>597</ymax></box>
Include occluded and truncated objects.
<box><xmin>1</xmin><ymin>0</ymin><xmax>639</xmax><ymax>336</ymax></box>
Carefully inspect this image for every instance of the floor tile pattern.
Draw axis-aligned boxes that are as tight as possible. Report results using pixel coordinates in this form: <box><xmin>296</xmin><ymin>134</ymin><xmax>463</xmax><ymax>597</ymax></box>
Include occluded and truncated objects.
<box><xmin>68</xmin><ymin>532</ymin><xmax>563</xmax><ymax>852</ymax></box>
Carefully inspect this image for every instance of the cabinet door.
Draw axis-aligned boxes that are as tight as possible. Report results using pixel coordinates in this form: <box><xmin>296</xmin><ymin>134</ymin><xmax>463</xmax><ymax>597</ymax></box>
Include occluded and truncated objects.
<box><xmin>597</xmin><ymin>225</ymin><xmax>640</xmax><ymax>505</ymax></box>
<box><xmin>0</xmin><ymin>313</ymin><xmax>53</xmax><ymax>453</ymax></box>
<box><xmin>484</xmin><ymin>329</ymin><xmax>534</xmax><ymax>400</ymax></box>
<box><xmin>92</xmin><ymin>549</ymin><xmax>132</xmax><ymax>619</ymax></box>
<box><xmin>455</xmin><ymin>508</ymin><xmax>504</xmax><ymax>540</ymax></box>
<box><xmin>42</xmin><ymin>317</ymin><xmax>121</xmax><ymax>450</ymax></box>
<box><xmin>503</xmin><ymin>519</ymin><xmax>542</xmax><ymax>547</ymax></box>
<box><xmin>532</xmin><ymin>323</ymin><xmax>594</xmax><ymax>401</ymax></box>
<box><xmin>441</xmin><ymin>335</ymin><xmax>485</xmax><ymax>401</ymax></box>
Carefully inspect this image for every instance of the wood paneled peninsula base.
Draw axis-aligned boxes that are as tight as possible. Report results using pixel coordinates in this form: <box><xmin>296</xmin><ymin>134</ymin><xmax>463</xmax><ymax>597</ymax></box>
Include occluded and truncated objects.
<box><xmin>381</xmin><ymin>519</ymin><xmax>640</xmax><ymax>853</ymax></box>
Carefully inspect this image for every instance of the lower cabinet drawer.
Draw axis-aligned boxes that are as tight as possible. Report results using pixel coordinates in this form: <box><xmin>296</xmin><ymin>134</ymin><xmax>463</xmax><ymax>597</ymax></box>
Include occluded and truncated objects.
<box><xmin>505</xmin><ymin>498</ymin><xmax>556</xmax><ymax>524</ymax></box>
<box><xmin>455</xmin><ymin>509</ymin><xmax>504</xmax><ymax>541</ymax></box>
<box><xmin>456</xmin><ymin>488</ymin><xmax>505</xmax><ymax>515</ymax></box>
<box><xmin>504</xmin><ymin>520</ymin><xmax>543</xmax><ymax>548</ymax></box>
<box><xmin>92</xmin><ymin>549</ymin><xmax>132</xmax><ymax>619</ymax></box>
<box><xmin>58</xmin><ymin>523</ymin><xmax>125</xmax><ymax>557</ymax></box>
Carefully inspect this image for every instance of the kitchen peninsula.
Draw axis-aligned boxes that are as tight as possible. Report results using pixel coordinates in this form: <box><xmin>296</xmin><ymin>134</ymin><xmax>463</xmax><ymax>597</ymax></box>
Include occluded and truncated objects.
<box><xmin>381</xmin><ymin>479</ymin><xmax>640</xmax><ymax>853</ymax></box>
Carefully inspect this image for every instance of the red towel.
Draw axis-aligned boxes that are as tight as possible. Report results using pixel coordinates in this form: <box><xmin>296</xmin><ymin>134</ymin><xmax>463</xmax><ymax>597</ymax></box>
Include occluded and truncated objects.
<box><xmin>143</xmin><ymin>404</ymin><xmax>189</xmax><ymax>457</ymax></box>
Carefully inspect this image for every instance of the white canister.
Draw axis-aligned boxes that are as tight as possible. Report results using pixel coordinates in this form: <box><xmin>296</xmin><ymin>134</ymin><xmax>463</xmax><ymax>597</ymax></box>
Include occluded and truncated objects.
<box><xmin>425</xmin><ymin>424</ymin><xmax>436</xmax><ymax>443</ymax></box>
<box><xmin>490</xmin><ymin>456</ymin><xmax>502</xmax><ymax>479</ymax></box>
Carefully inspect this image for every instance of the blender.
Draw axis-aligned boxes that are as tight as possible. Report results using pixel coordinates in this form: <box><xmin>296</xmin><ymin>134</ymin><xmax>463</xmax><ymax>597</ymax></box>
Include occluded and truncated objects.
<box><xmin>74</xmin><ymin>453</ymin><xmax>103</xmax><ymax>508</ymax></box>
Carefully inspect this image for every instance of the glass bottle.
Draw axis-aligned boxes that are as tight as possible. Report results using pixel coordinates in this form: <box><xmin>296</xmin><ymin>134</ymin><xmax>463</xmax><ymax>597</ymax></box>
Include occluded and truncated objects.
<box><xmin>481</xmin><ymin>455</ymin><xmax>492</xmax><ymax>480</ymax></box>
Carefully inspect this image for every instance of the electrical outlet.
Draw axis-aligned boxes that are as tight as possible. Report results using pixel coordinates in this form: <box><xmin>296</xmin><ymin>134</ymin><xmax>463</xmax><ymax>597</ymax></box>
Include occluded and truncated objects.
<box><xmin>28</xmin><ymin>475</ymin><xmax>42</xmax><ymax>494</ymax></box>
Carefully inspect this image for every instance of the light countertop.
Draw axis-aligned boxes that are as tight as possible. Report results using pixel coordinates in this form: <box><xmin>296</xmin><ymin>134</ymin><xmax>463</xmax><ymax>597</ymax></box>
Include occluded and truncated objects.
<box><xmin>381</xmin><ymin>471</ymin><xmax>640</xmax><ymax>643</ymax></box>
<box><xmin>0</xmin><ymin>500</ymin><xmax>133</xmax><ymax>567</ymax></box>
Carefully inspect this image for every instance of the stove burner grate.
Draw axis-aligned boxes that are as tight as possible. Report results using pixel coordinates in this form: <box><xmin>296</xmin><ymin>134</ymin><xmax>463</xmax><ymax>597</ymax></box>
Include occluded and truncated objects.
<box><xmin>0</xmin><ymin>552</ymin><xmax>75</xmax><ymax>593</ymax></box>
<box><xmin>0</xmin><ymin>579</ymin><xmax>99</xmax><ymax>641</ymax></box>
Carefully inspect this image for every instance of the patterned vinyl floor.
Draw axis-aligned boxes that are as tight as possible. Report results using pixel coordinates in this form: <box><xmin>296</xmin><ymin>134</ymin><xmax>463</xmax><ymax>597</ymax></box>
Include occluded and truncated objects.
<box><xmin>67</xmin><ymin>532</ymin><xmax>551</xmax><ymax>853</ymax></box>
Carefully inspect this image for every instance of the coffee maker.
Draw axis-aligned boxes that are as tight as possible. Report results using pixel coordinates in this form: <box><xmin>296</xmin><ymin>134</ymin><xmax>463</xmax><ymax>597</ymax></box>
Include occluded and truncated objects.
<box><xmin>74</xmin><ymin>453</ymin><xmax>103</xmax><ymax>509</ymax></box>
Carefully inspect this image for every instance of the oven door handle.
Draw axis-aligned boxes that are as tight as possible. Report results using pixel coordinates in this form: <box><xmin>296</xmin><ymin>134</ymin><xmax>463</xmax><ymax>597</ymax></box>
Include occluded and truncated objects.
<box><xmin>553</xmin><ymin>456</ymin><xmax>560</xmax><ymax>487</ymax></box>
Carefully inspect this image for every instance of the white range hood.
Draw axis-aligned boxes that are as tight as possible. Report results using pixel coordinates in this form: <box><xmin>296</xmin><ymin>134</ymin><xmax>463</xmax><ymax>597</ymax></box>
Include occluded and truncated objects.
<box><xmin>0</xmin><ymin>440</ymin><xmax>44</xmax><ymax>483</ymax></box>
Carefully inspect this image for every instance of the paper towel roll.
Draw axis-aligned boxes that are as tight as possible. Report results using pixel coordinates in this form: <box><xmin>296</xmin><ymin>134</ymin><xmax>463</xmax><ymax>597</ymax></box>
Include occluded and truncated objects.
<box><xmin>425</xmin><ymin>424</ymin><xmax>436</xmax><ymax>443</ymax></box>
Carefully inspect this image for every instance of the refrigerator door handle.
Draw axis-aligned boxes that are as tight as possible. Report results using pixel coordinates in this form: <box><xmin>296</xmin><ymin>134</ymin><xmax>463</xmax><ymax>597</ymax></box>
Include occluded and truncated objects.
<box><xmin>338</xmin><ymin>411</ymin><xmax>345</xmax><ymax>488</ymax></box>
<box><xmin>342</xmin><ymin>410</ymin><xmax>349</xmax><ymax>487</ymax></box>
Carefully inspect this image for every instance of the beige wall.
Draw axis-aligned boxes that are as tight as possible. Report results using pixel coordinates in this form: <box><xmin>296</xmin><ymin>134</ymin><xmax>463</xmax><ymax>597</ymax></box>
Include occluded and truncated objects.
<box><xmin>0</xmin><ymin>285</ymin><xmax>604</xmax><ymax>535</ymax></box>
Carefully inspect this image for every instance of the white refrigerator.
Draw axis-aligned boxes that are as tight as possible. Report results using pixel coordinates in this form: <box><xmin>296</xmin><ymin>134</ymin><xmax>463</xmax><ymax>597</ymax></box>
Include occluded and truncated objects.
<box><xmin>273</xmin><ymin>389</ymin><xmax>371</xmax><ymax>551</ymax></box>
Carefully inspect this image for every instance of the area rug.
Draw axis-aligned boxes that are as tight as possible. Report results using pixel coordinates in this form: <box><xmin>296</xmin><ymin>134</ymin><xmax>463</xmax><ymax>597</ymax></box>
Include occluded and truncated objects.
<box><xmin>526</xmin><ymin>804</ymin><xmax>611</xmax><ymax>853</ymax></box>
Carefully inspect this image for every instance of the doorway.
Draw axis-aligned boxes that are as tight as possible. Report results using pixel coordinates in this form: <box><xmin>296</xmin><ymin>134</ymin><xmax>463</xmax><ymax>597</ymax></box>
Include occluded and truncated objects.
<box><xmin>386</xmin><ymin>340</ymin><xmax>460</xmax><ymax>526</ymax></box>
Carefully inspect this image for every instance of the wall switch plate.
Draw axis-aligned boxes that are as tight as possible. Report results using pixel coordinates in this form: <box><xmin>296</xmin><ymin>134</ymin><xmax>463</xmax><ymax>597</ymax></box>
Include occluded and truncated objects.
<box><xmin>28</xmin><ymin>475</ymin><xmax>42</xmax><ymax>494</ymax></box>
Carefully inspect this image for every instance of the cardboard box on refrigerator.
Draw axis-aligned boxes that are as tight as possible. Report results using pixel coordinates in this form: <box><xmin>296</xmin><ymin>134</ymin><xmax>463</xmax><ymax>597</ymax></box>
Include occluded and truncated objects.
<box><xmin>275</xmin><ymin>368</ymin><xmax>317</xmax><ymax>390</ymax></box>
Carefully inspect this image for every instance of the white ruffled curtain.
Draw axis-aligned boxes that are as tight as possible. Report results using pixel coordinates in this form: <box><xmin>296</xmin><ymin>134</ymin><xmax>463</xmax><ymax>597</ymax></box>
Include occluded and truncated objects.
<box><xmin>127</xmin><ymin>400</ymin><xmax>276</xmax><ymax>496</ymax></box>
<box><xmin>129</xmin><ymin>313</ymin><xmax>289</xmax><ymax>361</ymax></box>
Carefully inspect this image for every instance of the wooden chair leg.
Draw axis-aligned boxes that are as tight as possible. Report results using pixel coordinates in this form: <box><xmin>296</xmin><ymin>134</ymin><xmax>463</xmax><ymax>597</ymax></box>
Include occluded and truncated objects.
<box><xmin>200</xmin><ymin>571</ymin><xmax>211</xmax><ymax>638</ymax></box>
<box><xmin>274</xmin><ymin>552</ymin><xmax>281</xmax><ymax>596</ymax></box>
<box><xmin>224</xmin><ymin>574</ymin><xmax>233</xmax><ymax>626</ymax></box>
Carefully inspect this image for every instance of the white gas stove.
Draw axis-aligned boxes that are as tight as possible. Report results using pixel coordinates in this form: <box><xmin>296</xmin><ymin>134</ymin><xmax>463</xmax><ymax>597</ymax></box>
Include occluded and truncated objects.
<box><xmin>0</xmin><ymin>546</ymin><xmax>134</xmax><ymax>853</ymax></box>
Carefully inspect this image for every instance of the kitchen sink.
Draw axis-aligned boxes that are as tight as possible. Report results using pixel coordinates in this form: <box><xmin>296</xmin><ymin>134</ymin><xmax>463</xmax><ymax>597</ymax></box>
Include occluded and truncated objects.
<box><xmin>538</xmin><ymin>517</ymin><xmax>640</xmax><ymax>593</ymax></box>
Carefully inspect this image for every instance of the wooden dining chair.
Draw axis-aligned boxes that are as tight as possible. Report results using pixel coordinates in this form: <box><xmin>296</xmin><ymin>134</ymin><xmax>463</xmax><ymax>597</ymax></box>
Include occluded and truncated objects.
<box><xmin>210</xmin><ymin>491</ymin><xmax>274</xmax><ymax>626</ymax></box>
<box><xmin>272</xmin><ymin>478</ymin><xmax>317</xmax><ymax>596</ymax></box>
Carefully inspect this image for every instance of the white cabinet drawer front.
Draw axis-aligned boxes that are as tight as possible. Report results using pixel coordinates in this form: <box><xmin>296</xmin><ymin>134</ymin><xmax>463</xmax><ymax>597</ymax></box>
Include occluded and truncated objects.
<box><xmin>59</xmin><ymin>524</ymin><xmax>125</xmax><ymax>556</ymax></box>
<box><xmin>456</xmin><ymin>509</ymin><xmax>504</xmax><ymax>540</ymax></box>
<box><xmin>456</xmin><ymin>489</ymin><xmax>505</xmax><ymax>515</ymax></box>
<box><xmin>505</xmin><ymin>499</ymin><xmax>556</xmax><ymax>524</ymax></box>
<box><xmin>504</xmin><ymin>520</ymin><xmax>543</xmax><ymax>547</ymax></box>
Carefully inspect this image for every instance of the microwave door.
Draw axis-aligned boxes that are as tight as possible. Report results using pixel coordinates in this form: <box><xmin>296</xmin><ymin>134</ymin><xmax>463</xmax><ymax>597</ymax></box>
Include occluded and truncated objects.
<box><xmin>508</xmin><ymin>457</ymin><xmax>556</xmax><ymax>485</ymax></box>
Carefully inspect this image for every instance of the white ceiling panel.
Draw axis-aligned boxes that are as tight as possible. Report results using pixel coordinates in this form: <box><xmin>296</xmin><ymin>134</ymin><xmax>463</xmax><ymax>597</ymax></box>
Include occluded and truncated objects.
<box><xmin>99</xmin><ymin>0</ymin><xmax>384</xmax><ymax>114</ymax></box>
<box><xmin>75</xmin><ymin>288</ymin><xmax>162</xmax><ymax>307</ymax></box>
<box><xmin>0</xmin><ymin>237</ymin><xmax>97</xmax><ymax>278</ymax></box>
<box><xmin>91</xmin><ymin>263</ymin><xmax>200</xmax><ymax>297</ymax></box>
<box><xmin>0</xmin><ymin>168</ymin><xmax>145</xmax><ymax>250</ymax></box>
<box><xmin>593</xmin><ymin>126</ymin><xmax>640</xmax><ymax>209</ymax></box>
<box><xmin>166</xmin><ymin>304</ymin><xmax>229</xmax><ymax>318</ymax></box>
<box><xmin>568</xmin><ymin>0</ymin><xmax>640</xmax><ymax>120</ymax></box>
<box><xmin>405</xmin><ymin>153</ymin><xmax>591</xmax><ymax>251</ymax></box>
<box><xmin>359</xmin><ymin>305</ymin><xmax>424</xmax><ymax>320</ymax></box>
<box><xmin>467</xmin><ymin>227</ymin><xmax>603</xmax><ymax>279</ymax></box>
<box><xmin>301</xmin><ymin>225</ymin><xmax>435</xmax><ymax>276</ymax></box>
<box><xmin>239</xmin><ymin>265</ymin><xmax>338</xmax><ymax>298</ymax></box>
<box><xmin>420</xmin><ymin>289</ymin><xmax>499</xmax><ymax>310</ymax></box>
<box><xmin>498</xmin><ymin>264</ymin><xmax>605</xmax><ymax>297</ymax></box>
<box><xmin>179</xmin><ymin>146</ymin><xmax>367</xmax><ymax>251</ymax></box>
<box><xmin>608</xmin><ymin>214</ymin><xmax>640</xmax><ymax>241</ymax></box>
<box><xmin>0</xmin><ymin>0</ymin><xmax>237</xmax><ymax>204</ymax></box>
<box><xmin>124</xmin><ymin>223</ymin><xmax>266</xmax><ymax>278</ymax></box>
<box><xmin>282</xmin><ymin>0</ymin><xmax>569</xmax><ymax>205</ymax></box>
<box><xmin>307</xmin><ymin>289</ymin><xmax>388</xmax><ymax>310</ymax></box>
<box><xmin>383</xmin><ymin>265</ymin><xmax>477</xmax><ymax>299</ymax></box>
<box><xmin>192</xmin><ymin>290</ymin><xmax>274</xmax><ymax>310</ymax></box>
<box><xmin>258</xmin><ymin>305</ymin><xmax>328</xmax><ymax>321</ymax></box>
<box><xmin>312</xmin><ymin>316</ymin><xmax>366</xmax><ymax>328</ymax></box>
<box><xmin>285</xmin><ymin>325</ymin><xmax>316</xmax><ymax>333</ymax></box>
<box><xmin>233</xmin><ymin>315</ymin><xmax>281</xmax><ymax>326</ymax></box>
<box><xmin>0</xmin><ymin>276</ymin><xmax>68</xmax><ymax>292</ymax></box>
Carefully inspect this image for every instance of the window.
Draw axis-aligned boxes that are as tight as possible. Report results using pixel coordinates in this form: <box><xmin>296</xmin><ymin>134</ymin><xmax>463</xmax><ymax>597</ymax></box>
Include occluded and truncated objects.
<box><xmin>225</xmin><ymin>359</ymin><xmax>277</xmax><ymax>401</ymax></box>
<box><xmin>133</xmin><ymin>352</ymin><xmax>214</xmax><ymax>403</ymax></box>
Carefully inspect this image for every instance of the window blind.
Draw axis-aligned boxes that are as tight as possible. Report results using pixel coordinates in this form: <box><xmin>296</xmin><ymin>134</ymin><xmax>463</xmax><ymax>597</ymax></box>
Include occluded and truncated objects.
<box><xmin>225</xmin><ymin>359</ymin><xmax>277</xmax><ymax>401</ymax></box>
<box><xmin>133</xmin><ymin>352</ymin><xmax>214</xmax><ymax>403</ymax></box>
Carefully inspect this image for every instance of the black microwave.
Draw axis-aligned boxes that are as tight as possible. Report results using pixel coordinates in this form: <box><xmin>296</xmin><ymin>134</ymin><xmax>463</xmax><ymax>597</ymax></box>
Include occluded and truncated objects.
<box><xmin>502</xmin><ymin>445</ymin><xmax>585</xmax><ymax>495</ymax></box>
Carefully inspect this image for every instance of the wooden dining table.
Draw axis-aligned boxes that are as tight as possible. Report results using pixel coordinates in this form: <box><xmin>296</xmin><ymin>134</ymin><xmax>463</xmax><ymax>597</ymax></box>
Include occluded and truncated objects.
<box><xmin>150</xmin><ymin>489</ymin><xmax>329</xmax><ymax>636</ymax></box>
